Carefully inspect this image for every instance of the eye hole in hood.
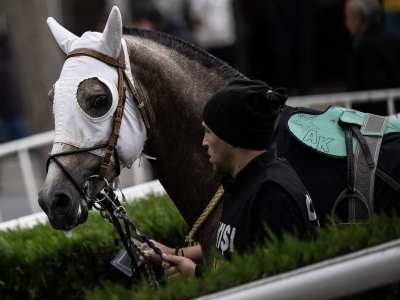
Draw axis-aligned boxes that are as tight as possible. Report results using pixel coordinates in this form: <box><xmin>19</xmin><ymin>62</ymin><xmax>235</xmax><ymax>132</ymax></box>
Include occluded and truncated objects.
<box><xmin>76</xmin><ymin>76</ymin><xmax>118</xmax><ymax>123</ymax></box>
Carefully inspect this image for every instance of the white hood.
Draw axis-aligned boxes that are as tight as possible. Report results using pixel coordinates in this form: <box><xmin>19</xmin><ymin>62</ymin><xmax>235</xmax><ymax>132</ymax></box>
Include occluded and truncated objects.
<box><xmin>47</xmin><ymin>6</ymin><xmax>147</xmax><ymax>168</ymax></box>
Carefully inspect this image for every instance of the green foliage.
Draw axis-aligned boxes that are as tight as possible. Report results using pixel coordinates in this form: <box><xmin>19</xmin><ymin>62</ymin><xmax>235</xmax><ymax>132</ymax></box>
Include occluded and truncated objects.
<box><xmin>0</xmin><ymin>193</ymin><xmax>187</xmax><ymax>300</ymax></box>
<box><xmin>85</xmin><ymin>211</ymin><xmax>400</xmax><ymax>300</ymax></box>
<box><xmin>1</xmin><ymin>192</ymin><xmax>400</xmax><ymax>300</ymax></box>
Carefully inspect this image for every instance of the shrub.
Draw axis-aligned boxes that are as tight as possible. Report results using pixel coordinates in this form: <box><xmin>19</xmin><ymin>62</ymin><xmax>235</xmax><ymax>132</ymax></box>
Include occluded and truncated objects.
<box><xmin>1</xmin><ymin>192</ymin><xmax>400</xmax><ymax>300</ymax></box>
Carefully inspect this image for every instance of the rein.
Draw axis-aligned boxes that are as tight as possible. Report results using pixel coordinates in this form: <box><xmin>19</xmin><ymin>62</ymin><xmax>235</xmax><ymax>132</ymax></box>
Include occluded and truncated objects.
<box><xmin>92</xmin><ymin>180</ymin><xmax>161</xmax><ymax>288</ymax></box>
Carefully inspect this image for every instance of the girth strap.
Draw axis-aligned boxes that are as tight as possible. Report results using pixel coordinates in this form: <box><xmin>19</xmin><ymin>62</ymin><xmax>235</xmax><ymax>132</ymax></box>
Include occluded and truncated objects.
<box><xmin>332</xmin><ymin>113</ymin><xmax>389</xmax><ymax>224</ymax></box>
<box><xmin>350</xmin><ymin>114</ymin><xmax>389</xmax><ymax>222</ymax></box>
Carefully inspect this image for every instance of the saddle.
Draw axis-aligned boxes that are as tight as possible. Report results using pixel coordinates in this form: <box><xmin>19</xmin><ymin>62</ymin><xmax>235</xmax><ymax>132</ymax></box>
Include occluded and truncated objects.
<box><xmin>287</xmin><ymin>106</ymin><xmax>400</xmax><ymax>224</ymax></box>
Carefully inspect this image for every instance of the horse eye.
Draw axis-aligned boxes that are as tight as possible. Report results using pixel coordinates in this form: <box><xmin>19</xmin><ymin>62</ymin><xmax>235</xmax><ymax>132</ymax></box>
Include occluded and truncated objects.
<box><xmin>92</xmin><ymin>95</ymin><xmax>108</xmax><ymax>108</ymax></box>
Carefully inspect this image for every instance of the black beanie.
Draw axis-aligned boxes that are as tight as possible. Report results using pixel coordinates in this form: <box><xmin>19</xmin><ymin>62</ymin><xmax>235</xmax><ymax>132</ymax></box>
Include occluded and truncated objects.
<box><xmin>202</xmin><ymin>79</ymin><xmax>288</xmax><ymax>150</ymax></box>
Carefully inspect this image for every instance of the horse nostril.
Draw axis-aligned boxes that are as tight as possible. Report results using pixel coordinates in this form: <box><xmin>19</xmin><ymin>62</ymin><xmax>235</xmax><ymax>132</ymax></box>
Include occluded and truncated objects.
<box><xmin>53</xmin><ymin>193</ymin><xmax>72</xmax><ymax>216</ymax></box>
<box><xmin>38</xmin><ymin>191</ymin><xmax>50</xmax><ymax>215</ymax></box>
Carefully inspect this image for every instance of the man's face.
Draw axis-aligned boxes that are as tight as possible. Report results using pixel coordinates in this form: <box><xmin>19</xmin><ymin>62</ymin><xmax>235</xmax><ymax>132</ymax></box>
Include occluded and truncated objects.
<box><xmin>344</xmin><ymin>0</ymin><xmax>365</xmax><ymax>37</ymax></box>
<box><xmin>202</xmin><ymin>122</ymin><xmax>234</xmax><ymax>176</ymax></box>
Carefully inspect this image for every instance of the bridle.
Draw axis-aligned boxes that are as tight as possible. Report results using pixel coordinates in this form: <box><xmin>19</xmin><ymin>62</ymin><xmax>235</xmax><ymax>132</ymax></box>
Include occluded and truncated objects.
<box><xmin>45</xmin><ymin>46</ymin><xmax>163</xmax><ymax>285</ymax></box>
<box><xmin>46</xmin><ymin>46</ymin><xmax>150</xmax><ymax>201</ymax></box>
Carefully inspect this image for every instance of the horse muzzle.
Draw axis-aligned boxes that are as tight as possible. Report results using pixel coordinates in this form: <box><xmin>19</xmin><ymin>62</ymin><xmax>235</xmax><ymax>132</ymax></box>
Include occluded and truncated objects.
<box><xmin>38</xmin><ymin>187</ymin><xmax>89</xmax><ymax>230</ymax></box>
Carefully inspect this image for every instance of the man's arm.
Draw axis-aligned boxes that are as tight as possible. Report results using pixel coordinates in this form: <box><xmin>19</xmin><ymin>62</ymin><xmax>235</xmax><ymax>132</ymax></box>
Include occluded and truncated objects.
<box><xmin>140</xmin><ymin>240</ymin><xmax>203</xmax><ymax>264</ymax></box>
<box><xmin>180</xmin><ymin>244</ymin><xmax>203</xmax><ymax>263</ymax></box>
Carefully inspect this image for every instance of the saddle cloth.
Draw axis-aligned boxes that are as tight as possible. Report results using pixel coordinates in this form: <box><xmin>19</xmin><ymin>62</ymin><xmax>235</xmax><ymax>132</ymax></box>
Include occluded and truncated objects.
<box><xmin>288</xmin><ymin>106</ymin><xmax>400</xmax><ymax>223</ymax></box>
<box><xmin>287</xmin><ymin>106</ymin><xmax>400</xmax><ymax>158</ymax></box>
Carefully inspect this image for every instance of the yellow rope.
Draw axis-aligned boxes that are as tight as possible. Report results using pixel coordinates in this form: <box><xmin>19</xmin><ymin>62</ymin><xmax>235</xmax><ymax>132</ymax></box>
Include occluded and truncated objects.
<box><xmin>185</xmin><ymin>186</ymin><xmax>224</xmax><ymax>245</ymax></box>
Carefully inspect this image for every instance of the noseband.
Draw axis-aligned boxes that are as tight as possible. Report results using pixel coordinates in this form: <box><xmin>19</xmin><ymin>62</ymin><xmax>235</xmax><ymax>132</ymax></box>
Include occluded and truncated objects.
<box><xmin>46</xmin><ymin>46</ymin><xmax>150</xmax><ymax>202</ymax></box>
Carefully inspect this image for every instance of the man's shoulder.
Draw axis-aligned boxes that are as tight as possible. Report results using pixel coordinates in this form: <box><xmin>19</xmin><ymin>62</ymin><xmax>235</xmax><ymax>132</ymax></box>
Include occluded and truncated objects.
<box><xmin>255</xmin><ymin>180</ymin><xmax>292</xmax><ymax>202</ymax></box>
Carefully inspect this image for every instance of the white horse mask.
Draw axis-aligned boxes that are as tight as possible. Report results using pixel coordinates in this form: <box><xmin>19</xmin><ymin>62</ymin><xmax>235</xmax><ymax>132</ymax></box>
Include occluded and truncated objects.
<box><xmin>47</xmin><ymin>6</ymin><xmax>147</xmax><ymax>169</ymax></box>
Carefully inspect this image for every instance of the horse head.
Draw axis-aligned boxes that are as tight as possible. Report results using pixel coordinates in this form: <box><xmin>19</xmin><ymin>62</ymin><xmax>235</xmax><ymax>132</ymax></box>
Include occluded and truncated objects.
<box><xmin>38</xmin><ymin>7</ymin><xmax>147</xmax><ymax>231</ymax></box>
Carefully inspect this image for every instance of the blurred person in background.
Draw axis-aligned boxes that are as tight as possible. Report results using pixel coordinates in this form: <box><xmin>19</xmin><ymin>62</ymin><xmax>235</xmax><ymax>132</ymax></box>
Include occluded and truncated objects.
<box><xmin>130</xmin><ymin>0</ymin><xmax>163</xmax><ymax>30</ymax></box>
<box><xmin>187</xmin><ymin>0</ymin><xmax>237</xmax><ymax>68</ymax></box>
<box><xmin>129</xmin><ymin>0</ymin><xmax>195</xmax><ymax>43</ymax></box>
<box><xmin>0</xmin><ymin>13</ymin><xmax>29</xmax><ymax>144</ymax></box>
<box><xmin>345</xmin><ymin>0</ymin><xmax>400</xmax><ymax>115</ymax></box>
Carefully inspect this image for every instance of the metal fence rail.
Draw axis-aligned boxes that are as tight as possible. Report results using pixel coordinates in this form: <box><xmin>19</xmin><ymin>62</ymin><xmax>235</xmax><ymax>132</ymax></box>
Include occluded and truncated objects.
<box><xmin>0</xmin><ymin>131</ymin><xmax>153</xmax><ymax>222</ymax></box>
<box><xmin>0</xmin><ymin>88</ymin><xmax>399</xmax><ymax>223</ymax></box>
<box><xmin>195</xmin><ymin>238</ymin><xmax>400</xmax><ymax>300</ymax></box>
<box><xmin>0</xmin><ymin>179</ymin><xmax>165</xmax><ymax>231</ymax></box>
<box><xmin>287</xmin><ymin>87</ymin><xmax>400</xmax><ymax>115</ymax></box>
<box><xmin>1</xmin><ymin>88</ymin><xmax>400</xmax><ymax>299</ymax></box>
<box><xmin>0</xmin><ymin>131</ymin><xmax>54</xmax><ymax>222</ymax></box>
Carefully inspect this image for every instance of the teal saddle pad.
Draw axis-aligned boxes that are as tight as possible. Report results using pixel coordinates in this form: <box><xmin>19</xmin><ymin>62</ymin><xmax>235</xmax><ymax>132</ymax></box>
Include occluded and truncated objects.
<box><xmin>287</xmin><ymin>106</ymin><xmax>400</xmax><ymax>158</ymax></box>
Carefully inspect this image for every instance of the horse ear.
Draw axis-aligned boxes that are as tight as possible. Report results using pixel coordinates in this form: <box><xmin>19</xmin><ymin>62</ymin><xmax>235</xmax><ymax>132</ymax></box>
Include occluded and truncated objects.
<box><xmin>47</xmin><ymin>17</ymin><xmax>78</xmax><ymax>54</ymax></box>
<box><xmin>100</xmin><ymin>6</ymin><xmax>122</xmax><ymax>59</ymax></box>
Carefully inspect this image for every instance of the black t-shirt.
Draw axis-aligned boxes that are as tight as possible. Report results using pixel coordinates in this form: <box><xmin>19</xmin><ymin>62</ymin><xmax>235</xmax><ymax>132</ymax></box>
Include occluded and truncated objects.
<box><xmin>215</xmin><ymin>149</ymin><xmax>317</xmax><ymax>260</ymax></box>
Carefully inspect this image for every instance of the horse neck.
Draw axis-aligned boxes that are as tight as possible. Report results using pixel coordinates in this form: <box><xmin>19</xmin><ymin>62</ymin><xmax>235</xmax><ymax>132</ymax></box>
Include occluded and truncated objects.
<box><xmin>124</xmin><ymin>35</ymin><xmax>235</xmax><ymax>226</ymax></box>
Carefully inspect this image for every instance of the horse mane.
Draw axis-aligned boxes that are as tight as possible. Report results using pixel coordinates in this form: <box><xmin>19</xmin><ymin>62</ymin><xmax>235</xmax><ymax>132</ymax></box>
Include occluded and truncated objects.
<box><xmin>123</xmin><ymin>27</ymin><xmax>246</xmax><ymax>81</ymax></box>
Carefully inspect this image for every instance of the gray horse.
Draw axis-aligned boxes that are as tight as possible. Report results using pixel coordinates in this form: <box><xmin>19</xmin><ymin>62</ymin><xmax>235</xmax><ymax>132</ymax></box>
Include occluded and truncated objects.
<box><xmin>38</xmin><ymin>6</ymin><xmax>240</xmax><ymax>263</ymax></box>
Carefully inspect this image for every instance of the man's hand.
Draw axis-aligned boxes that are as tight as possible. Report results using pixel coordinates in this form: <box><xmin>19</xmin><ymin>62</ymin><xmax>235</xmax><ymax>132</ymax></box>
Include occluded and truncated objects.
<box><xmin>161</xmin><ymin>254</ymin><xmax>196</xmax><ymax>278</ymax></box>
<box><xmin>138</xmin><ymin>240</ymin><xmax>175</xmax><ymax>264</ymax></box>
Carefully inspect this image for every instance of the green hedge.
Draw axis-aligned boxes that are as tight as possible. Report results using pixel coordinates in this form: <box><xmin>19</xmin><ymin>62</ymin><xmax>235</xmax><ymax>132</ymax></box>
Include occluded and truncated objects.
<box><xmin>1</xmin><ymin>193</ymin><xmax>400</xmax><ymax>300</ymax></box>
<box><xmin>0</xmin><ymin>193</ymin><xmax>187</xmax><ymax>300</ymax></box>
<box><xmin>85</xmin><ymin>211</ymin><xmax>400</xmax><ymax>300</ymax></box>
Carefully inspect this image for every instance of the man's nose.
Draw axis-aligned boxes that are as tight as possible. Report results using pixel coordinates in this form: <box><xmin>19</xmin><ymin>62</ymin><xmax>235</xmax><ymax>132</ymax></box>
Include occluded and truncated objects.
<box><xmin>202</xmin><ymin>136</ymin><xmax>207</xmax><ymax>147</ymax></box>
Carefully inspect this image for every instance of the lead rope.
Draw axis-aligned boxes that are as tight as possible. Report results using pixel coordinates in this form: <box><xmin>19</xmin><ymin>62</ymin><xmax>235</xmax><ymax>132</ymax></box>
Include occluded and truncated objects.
<box><xmin>185</xmin><ymin>186</ymin><xmax>224</xmax><ymax>245</ymax></box>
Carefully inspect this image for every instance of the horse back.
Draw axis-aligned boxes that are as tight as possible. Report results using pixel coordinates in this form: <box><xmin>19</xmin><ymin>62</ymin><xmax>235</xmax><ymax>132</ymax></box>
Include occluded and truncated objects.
<box><xmin>276</xmin><ymin>105</ymin><xmax>400</xmax><ymax>225</ymax></box>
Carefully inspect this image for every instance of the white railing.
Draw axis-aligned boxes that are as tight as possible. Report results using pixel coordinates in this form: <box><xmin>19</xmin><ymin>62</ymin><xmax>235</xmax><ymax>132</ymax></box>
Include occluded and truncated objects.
<box><xmin>0</xmin><ymin>131</ymin><xmax>153</xmax><ymax>222</ymax></box>
<box><xmin>195</xmin><ymin>238</ymin><xmax>400</xmax><ymax>300</ymax></box>
<box><xmin>287</xmin><ymin>87</ymin><xmax>400</xmax><ymax>115</ymax></box>
<box><xmin>0</xmin><ymin>179</ymin><xmax>165</xmax><ymax>231</ymax></box>
<box><xmin>1</xmin><ymin>88</ymin><xmax>399</xmax><ymax>224</ymax></box>
<box><xmin>0</xmin><ymin>131</ymin><xmax>54</xmax><ymax>222</ymax></box>
<box><xmin>2</xmin><ymin>87</ymin><xmax>400</xmax><ymax>298</ymax></box>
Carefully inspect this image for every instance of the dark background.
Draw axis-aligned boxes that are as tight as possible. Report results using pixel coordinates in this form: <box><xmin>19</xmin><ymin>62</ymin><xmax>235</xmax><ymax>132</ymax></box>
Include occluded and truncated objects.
<box><xmin>61</xmin><ymin>0</ymin><xmax>353</xmax><ymax>97</ymax></box>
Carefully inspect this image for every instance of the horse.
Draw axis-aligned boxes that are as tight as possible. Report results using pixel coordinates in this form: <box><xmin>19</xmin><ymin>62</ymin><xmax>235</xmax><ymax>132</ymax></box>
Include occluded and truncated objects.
<box><xmin>38</xmin><ymin>7</ymin><xmax>400</xmax><ymax>265</ymax></box>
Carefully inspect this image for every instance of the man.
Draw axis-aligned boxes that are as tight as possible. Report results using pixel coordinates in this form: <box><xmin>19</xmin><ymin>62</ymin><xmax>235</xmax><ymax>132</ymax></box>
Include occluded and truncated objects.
<box><xmin>344</xmin><ymin>0</ymin><xmax>400</xmax><ymax>115</ymax></box>
<box><xmin>141</xmin><ymin>79</ymin><xmax>318</xmax><ymax>278</ymax></box>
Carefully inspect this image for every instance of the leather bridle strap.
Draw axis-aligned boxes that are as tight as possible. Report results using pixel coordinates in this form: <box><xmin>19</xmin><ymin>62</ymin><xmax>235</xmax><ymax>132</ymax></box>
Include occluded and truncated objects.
<box><xmin>66</xmin><ymin>47</ymin><xmax>150</xmax><ymax>180</ymax></box>
<box><xmin>46</xmin><ymin>143</ymin><xmax>109</xmax><ymax>202</ymax></box>
<box><xmin>66</xmin><ymin>48</ymin><xmax>150</xmax><ymax>128</ymax></box>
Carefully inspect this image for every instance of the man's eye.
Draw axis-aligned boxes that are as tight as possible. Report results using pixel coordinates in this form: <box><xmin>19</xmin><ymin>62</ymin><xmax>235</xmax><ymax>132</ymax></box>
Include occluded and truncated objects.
<box><xmin>92</xmin><ymin>95</ymin><xmax>108</xmax><ymax>107</ymax></box>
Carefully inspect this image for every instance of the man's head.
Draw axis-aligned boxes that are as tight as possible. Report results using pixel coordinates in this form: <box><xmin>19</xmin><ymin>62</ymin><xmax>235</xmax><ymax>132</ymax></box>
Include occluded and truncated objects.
<box><xmin>344</xmin><ymin>0</ymin><xmax>381</xmax><ymax>37</ymax></box>
<box><xmin>201</xmin><ymin>79</ymin><xmax>287</xmax><ymax>176</ymax></box>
